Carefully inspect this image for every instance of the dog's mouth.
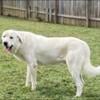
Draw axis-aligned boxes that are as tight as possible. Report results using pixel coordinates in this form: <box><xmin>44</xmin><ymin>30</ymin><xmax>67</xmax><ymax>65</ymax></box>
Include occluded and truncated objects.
<box><xmin>5</xmin><ymin>45</ymin><xmax>13</xmax><ymax>52</ymax></box>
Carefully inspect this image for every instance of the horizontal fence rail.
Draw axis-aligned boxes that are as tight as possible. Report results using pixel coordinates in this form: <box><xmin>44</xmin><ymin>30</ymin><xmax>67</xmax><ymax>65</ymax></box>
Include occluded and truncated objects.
<box><xmin>0</xmin><ymin>0</ymin><xmax>100</xmax><ymax>27</ymax></box>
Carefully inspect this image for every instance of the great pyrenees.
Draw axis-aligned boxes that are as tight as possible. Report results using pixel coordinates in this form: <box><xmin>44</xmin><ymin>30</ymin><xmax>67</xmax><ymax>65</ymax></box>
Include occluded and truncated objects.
<box><xmin>1</xmin><ymin>29</ymin><xmax>100</xmax><ymax>97</ymax></box>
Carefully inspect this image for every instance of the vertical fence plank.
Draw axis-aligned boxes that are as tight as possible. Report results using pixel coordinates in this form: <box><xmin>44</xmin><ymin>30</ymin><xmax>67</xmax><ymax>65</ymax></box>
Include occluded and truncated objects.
<box><xmin>26</xmin><ymin>0</ymin><xmax>30</xmax><ymax>19</ymax></box>
<box><xmin>45</xmin><ymin>0</ymin><xmax>49</xmax><ymax>22</ymax></box>
<box><xmin>48</xmin><ymin>0</ymin><xmax>52</xmax><ymax>22</ymax></box>
<box><xmin>86</xmin><ymin>0</ymin><xmax>90</xmax><ymax>27</ymax></box>
<box><xmin>55</xmin><ymin>0</ymin><xmax>59</xmax><ymax>23</ymax></box>
<box><xmin>0</xmin><ymin>0</ymin><xmax>3</xmax><ymax>15</ymax></box>
<box><xmin>35</xmin><ymin>6</ymin><xmax>39</xmax><ymax>19</ymax></box>
<box><xmin>45</xmin><ymin>8</ymin><xmax>49</xmax><ymax>22</ymax></box>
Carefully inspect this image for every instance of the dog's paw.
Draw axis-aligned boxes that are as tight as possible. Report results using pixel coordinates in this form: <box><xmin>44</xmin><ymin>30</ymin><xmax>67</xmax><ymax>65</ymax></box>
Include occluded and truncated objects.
<box><xmin>25</xmin><ymin>84</ymin><xmax>30</xmax><ymax>87</ymax></box>
<box><xmin>31</xmin><ymin>85</ymin><xmax>36</xmax><ymax>91</ymax></box>
<box><xmin>74</xmin><ymin>94</ymin><xmax>81</xmax><ymax>97</ymax></box>
<box><xmin>25</xmin><ymin>82</ymin><xmax>31</xmax><ymax>87</ymax></box>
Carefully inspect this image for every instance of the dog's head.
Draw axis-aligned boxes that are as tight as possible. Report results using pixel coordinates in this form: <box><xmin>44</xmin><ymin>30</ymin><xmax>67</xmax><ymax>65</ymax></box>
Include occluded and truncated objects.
<box><xmin>1</xmin><ymin>30</ymin><xmax>22</xmax><ymax>53</ymax></box>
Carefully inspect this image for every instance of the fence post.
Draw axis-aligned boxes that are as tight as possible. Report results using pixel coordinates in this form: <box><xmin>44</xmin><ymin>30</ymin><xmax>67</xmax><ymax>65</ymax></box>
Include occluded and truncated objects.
<box><xmin>55</xmin><ymin>0</ymin><xmax>59</xmax><ymax>23</ymax></box>
<box><xmin>86</xmin><ymin>0</ymin><xmax>90</xmax><ymax>27</ymax></box>
<box><xmin>26</xmin><ymin>0</ymin><xmax>30</xmax><ymax>19</ymax></box>
<box><xmin>0</xmin><ymin>0</ymin><xmax>3</xmax><ymax>15</ymax></box>
<box><xmin>45</xmin><ymin>8</ymin><xmax>49</xmax><ymax>22</ymax></box>
<box><xmin>49</xmin><ymin>8</ymin><xmax>52</xmax><ymax>22</ymax></box>
<box><xmin>35</xmin><ymin>7</ymin><xmax>39</xmax><ymax>19</ymax></box>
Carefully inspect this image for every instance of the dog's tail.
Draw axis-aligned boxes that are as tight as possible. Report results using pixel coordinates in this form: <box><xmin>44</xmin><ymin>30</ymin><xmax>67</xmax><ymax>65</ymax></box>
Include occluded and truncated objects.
<box><xmin>83</xmin><ymin>58</ymin><xmax>100</xmax><ymax>77</ymax></box>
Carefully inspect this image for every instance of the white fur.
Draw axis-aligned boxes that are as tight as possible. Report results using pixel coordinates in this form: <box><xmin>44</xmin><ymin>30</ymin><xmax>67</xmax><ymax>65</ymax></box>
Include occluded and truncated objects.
<box><xmin>1</xmin><ymin>29</ymin><xmax>100</xmax><ymax>97</ymax></box>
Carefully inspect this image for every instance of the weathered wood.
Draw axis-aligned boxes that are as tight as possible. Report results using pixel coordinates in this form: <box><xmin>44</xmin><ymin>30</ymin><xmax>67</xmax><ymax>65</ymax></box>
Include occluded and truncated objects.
<box><xmin>45</xmin><ymin>8</ymin><xmax>49</xmax><ymax>22</ymax></box>
<box><xmin>58</xmin><ymin>14</ymin><xmax>86</xmax><ymax>20</ymax></box>
<box><xmin>86</xmin><ymin>0</ymin><xmax>90</xmax><ymax>27</ymax></box>
<box><xmin>0</xmin><ymin>0</ymin><xmax>3</xmax><ymax>15</ymax></box>
<box><xmin>26</xmin><ymin>0</ymin><xmax>30</xmax><ymax>19</ymax></box>
<box><xmin>3</xmin><ymin>6</ymin><xmax>26</xmax><ymax>11</ymax></box>
<box><xmin>49</xmin><ymin>8</ymin><xmax>52</xmax><ymax>22</ymax></box>
<box><xmin>2</xmin><ymin>0</ymin><xmax>100</xmax><ymax>27</ymax></box>
<box><xmin>48</xmin><ymin>0</ymin><xmax>52</xmax><ymax>22</ymax></box>
<box><xmin>45</xmin><ymin>0</ymin><xmax>49</xmax><ymax>22</ymax></box>
<box><xmin>55</xmin><ymin>0</ymin><xmax>59</xmax><ymax>23</ymax></box>
<box><xmin>35</xmin><ymin>6</ymin><xmax>39</xmax><ymax>18</ymax></box>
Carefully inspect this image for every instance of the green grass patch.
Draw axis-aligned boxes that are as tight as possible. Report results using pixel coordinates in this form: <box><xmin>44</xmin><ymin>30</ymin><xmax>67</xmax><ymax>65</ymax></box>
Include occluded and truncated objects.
<box><xmin>0</xmin><ymin>16</ymin><xmax>100</xmax><ymax>100</ymax></box>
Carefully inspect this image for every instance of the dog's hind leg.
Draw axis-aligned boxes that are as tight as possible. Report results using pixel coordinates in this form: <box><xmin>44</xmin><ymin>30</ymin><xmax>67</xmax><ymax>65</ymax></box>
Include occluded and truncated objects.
<box><xmin>66</xmin><ymin>51</ymin><xmax>84</xmax><ymax>97</ymax></box>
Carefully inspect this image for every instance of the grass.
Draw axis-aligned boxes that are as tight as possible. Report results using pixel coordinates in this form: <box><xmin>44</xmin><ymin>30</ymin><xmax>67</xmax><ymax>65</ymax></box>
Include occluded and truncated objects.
<box><xmin>0</xmin><ymin>16</ymin><xmax>100</xmax><ymax>100</ymax></box>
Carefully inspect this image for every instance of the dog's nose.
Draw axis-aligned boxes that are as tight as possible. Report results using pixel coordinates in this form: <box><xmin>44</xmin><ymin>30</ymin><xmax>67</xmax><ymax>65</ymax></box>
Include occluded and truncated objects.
<box><xmin>3</xmin><ymin>42</ymin><xmax>8</xmax><ymax>47</ymax></box>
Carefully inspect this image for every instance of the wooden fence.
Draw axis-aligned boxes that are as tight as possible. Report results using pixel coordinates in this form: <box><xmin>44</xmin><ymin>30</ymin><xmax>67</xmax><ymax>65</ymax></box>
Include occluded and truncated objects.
<box><xmin>0</xmin><ymin>0</ymin><xmax>100</xmax><ymax>27</ymax></box>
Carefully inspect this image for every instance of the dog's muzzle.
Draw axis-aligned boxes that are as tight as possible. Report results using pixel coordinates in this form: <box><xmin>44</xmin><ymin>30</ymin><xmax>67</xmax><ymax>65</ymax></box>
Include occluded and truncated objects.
<box><xmin>4</xmin><ymin>42</ymin><xmax>8</xmax><ymax>48</ymax></box>
<box><xmin>3</xmin><ymin>42</ymin><xmax>13</xmax><ymax>52</ymax></box>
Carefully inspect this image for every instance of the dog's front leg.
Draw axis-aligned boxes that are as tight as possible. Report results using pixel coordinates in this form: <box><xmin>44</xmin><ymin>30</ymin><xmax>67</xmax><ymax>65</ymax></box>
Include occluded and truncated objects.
<box><xmin>28</xmin><ymin>63</ymin><xmax>37</xmax><ymax>90</ymax></box>
<box><xmin>25</xmin><ymin>65</ymin><xmax>31</xmax><ymax>87</ymax></box>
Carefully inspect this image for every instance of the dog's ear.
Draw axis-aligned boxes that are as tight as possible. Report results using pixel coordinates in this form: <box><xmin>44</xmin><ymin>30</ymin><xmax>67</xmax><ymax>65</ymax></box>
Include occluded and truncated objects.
<box><xmin>17</xmin><ymin>34</ymin><xmax>23</xmax><ymax>44</ymax></box>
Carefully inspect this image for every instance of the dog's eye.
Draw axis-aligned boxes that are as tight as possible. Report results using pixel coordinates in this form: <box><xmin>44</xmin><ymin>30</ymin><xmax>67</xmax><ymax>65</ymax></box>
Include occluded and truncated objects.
<box><xmin>3</xmin><ymin>35</ymin><xmax>6</xmax><ymax>38</ymax></box>
<box><xmin>10</xmin><ymin>36</ymin><xmax>13</xmax><ymax>39</ymax></box>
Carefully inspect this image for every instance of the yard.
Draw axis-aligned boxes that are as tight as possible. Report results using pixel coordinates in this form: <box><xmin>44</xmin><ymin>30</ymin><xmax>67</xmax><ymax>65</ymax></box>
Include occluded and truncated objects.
<box><xmin>0</xmin><ymin>16</ymin><xmax>100</xmax><ymax>100</ymax></box>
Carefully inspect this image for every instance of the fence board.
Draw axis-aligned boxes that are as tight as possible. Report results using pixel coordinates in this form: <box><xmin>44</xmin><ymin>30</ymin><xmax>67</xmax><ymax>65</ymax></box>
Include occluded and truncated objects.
<box><xmin>0</xmin><ymin>0</ymin><xmax>3</xmax><ymax>15</ymax></box>
<box><xmin>1</xmin><ymin>0</ymin><xmax>100</xmax><ymax>27</ymax></box>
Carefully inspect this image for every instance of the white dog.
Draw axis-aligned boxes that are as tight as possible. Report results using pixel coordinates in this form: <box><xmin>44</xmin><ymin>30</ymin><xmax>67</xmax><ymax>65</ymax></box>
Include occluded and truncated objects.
<box><xmin>1</xmin><ymin>29</ymin><xmax>100</xmax><ymax>97</ymax></box>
